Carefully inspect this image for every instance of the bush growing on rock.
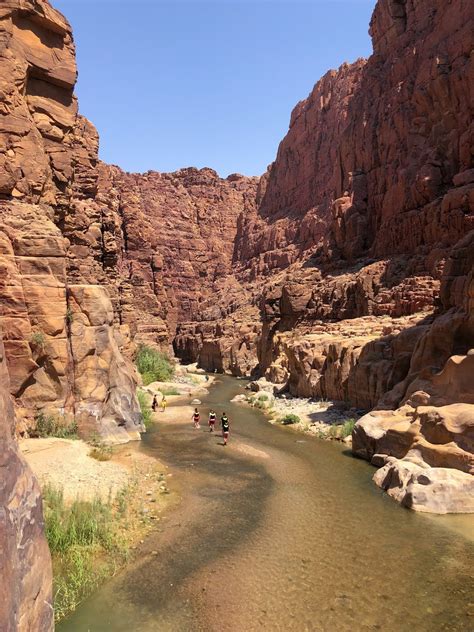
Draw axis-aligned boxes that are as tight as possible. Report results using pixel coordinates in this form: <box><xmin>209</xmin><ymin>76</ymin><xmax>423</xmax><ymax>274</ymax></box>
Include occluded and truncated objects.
<box><xmin>136</xmin><ymin>345</ymin><xmax>174</xmax><ymax>384</ymax></box>
<box><xmin>30</xmin><ymin>330</ymin><xmax>46</xmax><ymax>348</ymax></box>
<box><xmin>280</xmin><ymin>414</ymin><xmax>301</xmax><ymax>425</ymax></box>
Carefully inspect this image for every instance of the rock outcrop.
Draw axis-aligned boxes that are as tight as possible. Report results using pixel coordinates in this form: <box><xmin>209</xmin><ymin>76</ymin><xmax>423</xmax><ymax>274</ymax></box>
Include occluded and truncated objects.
<box><xmin>0</xmin><ymin>331</ymin><xmax>53</xmax><ymax>631</ymax></box>
<box><xmin>0</xmin><ymin>1</ymin><xmax>144</xmax><ymax>440</ymax></box>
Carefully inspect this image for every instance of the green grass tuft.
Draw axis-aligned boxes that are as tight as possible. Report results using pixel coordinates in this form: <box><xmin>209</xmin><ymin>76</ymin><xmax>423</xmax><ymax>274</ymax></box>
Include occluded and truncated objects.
<box><xmin>327</xmin><ymin>424</ymin><xmax>341</xmax><ymax>439</ymax></box>
<box><xmin>136</xmin><ymin>345</ymin><xmax>174</xmax><ymax>384</ymax></box>
<box><xmin>159</xmin><ymin>387</ymin><xmax>180</xmax><ymax>396</ymax></box>
<box><xmin>280</xmin><ymin>413</ymin><xmax>301</xmax><ymax>425</ymax></box>
<box><xmin>137</xmin><ymin>390</ymin><xmax>153</xmax><ymax>428</ymax></box>
<box><xmin>340</xmin><ymin>418</ymin><xmax>356</xmax><ymax>438</ymax></box>
<box><xmin>43</xmin><ymin>484</ymin><xmax>128</xmax><ymax>622</ymax></box>
<box><xmin>89</xmin><ymin>445</ymin><xmax>112</xmax><ymax>461</ymax></box>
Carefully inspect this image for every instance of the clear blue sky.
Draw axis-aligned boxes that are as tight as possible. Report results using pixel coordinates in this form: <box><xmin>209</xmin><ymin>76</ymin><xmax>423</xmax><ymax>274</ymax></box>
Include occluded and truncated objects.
<box><xmin>54</xmin><ymin>1</ymin><xmax>376</xmax><ymax>177</ymax></box>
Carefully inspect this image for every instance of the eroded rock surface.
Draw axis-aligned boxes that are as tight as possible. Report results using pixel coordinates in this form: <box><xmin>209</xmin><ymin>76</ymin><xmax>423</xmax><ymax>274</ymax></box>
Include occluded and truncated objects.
<box><xmin>0</xmin><ymin>332</ymin><xmax>53</xmax><ymax>631</ymax></box>
<box><xmin>0</xmin><ymin>1</ymin><xmax>143</xmax><ymax>441</ymax></box>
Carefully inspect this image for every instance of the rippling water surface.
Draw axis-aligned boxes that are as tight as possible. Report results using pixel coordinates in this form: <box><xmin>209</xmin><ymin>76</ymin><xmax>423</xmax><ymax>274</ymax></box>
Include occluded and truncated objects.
<box><xmin>59</xmin><ymin>376</ymin><xmax>474</xmax><ymax>631</ymax></box>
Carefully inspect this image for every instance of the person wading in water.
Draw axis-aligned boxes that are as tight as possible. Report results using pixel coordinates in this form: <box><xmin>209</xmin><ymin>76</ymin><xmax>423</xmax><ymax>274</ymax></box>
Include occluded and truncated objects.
<box><xmin>208</xmin><ymin>409</ymin><xmax>216</xmax><ymax>432</ymax></box>
<box><xmin>192</xmin><ymin>408</ymin><xmax>201</xmax><ymax>429</ymax></box>
<box><xmin>161</xmin><ymin>396</ymin><xmax>167</xmax><ymax>412</ymax></box>
<box><xmin>221</xmin><ymin>412</ymin><xmax>230</xmax><ymax>445</ymax></box>
<box><xmin>152</xmin><ymin>394</ymin><xmax>158</xmax><ymax>412</ymax></box>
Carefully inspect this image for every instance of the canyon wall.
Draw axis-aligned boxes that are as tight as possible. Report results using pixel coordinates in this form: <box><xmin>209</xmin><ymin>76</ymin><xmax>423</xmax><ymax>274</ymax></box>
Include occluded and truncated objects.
<box><xmin>0</xmin><ymin>0</ymin><xmax>144</xmax><ymax>442</ymax></box>
<box><xmin>172</xmin><ymin>0</ymin><xmax>473</xmax><ymax>511</ymax></box>
<box><xmin>176</xmin><ymin>0</ymin><xmax>473</xmax><ymax>409</ymax></box>
<box><xmin>0</xmin><ymin>331</ymin><xmax>53</xmax><ymax>630</ymax></box>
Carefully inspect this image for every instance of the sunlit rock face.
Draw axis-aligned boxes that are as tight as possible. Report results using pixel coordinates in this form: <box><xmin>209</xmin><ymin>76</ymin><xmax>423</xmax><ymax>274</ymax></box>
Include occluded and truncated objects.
<box><xmin>0</xmin><ymin>331</ymin><xmax>53</xmax><ymax>631</ymax></box>
<box><xmin>0</xmin><ymin>1</ymin><xmax>143</xmax><ymax>440</ymax></box>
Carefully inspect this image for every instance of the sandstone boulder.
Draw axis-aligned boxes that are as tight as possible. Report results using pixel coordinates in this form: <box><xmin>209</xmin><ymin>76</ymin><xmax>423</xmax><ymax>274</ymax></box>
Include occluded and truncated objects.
<box><xmin>373</xmin><ymin>457</ymin><xmax>474</xmax><ymax>514</ymax></box>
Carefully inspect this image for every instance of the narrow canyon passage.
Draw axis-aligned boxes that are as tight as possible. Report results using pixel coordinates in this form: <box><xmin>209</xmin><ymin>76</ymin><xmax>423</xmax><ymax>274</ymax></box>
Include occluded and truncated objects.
<box><xmin>58</xmin><ymin>377</ymin><xmax>474</xmax><ymax>632</ymax></box>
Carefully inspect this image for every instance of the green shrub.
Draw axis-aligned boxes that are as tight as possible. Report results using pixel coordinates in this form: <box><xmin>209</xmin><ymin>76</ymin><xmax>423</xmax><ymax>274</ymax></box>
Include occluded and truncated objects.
<box><xmin>136</xmin><ymin>345</ymin><xmax>174</xmax><ymax>384</ymax></box>
<box><xmin>188</xmin><ymin>374</ymin><xmax>203</xmax><ymax>385</ymax></box>
<box><xmin>159</xmin><ymin>387</ymin><xmax>180</xmax><ymax>396</ymax></box>
<box><xmin>340</xmin><ymin>418</ymin><xmax>356</xmax><ymax>438</ymax></box>
<box><xmin>66</xmin><ymin>307</ymin><xmax>74</xmax><ymax>324</ymax></box>
<box><xmin>327</xmin><ymin>424</ymin><xmax>341</xmax><ymax>439</ymax></box>
<box><xmin>137</xmin><ymin>390</ymin><xmax>152</xmax><ymax>428</ymax></box>
<box><xmin>280</xmin><ymin>413</ymin><xmax>301</xmax><ymax>425</ymax></box>
<box><xmin>34</xmin><ymin>412</ymin><xmax>78</xmax><ymax>439</ymax></box>
<box><xmin>30</xmin><ymin>330</ymin><xmax>46</xmax><ymax>348</ymax></box>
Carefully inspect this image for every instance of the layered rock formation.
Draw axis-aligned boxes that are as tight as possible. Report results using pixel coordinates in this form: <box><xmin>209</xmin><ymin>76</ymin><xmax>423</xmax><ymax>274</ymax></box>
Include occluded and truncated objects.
<box><xmin>0</xmin><ymin>331</ymin><xmax>53</xmax><ymax>631</ymax></box>
<box><xmin>0</xmin><ymin>0</ymin><xmax>145</xmax><ymax>442</ymax></box>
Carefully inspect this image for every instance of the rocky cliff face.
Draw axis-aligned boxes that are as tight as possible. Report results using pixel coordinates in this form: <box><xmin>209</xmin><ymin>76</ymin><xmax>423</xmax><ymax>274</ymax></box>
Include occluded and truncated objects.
<box><xmin>95</xmin><ymin>164</ymin><xmax>259</xmax><ymax>341</ymax></box>
<box><xmin>0</xmin><ymin>330</ymin><xmax>53</xmax><ymax>631</ymax></box>
<box><xmin>0</xmin><ymin>0</ymin><xmax>146</xmax><ymax>441</ymax></box>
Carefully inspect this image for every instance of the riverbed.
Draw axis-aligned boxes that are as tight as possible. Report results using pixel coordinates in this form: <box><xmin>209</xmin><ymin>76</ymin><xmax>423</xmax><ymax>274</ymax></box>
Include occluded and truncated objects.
<box><xmin>58</xmin><ymin>376</ymin><xmax>474</xmax><ymax>631</ymax></box>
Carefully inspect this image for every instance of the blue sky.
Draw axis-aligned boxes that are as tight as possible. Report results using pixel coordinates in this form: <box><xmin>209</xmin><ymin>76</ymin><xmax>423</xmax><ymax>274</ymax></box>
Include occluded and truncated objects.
<box><xmin>54</xmin><ymin>1</ymin><xmax>376</xmax><ymax>177</ymax></box>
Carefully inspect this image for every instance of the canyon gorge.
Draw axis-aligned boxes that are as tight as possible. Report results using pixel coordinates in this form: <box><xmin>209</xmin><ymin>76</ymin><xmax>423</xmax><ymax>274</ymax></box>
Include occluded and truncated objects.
<box><xmin>0</xmin><ymin>0</ymin><xmax>473</xmax><ymax>628</ymax></box>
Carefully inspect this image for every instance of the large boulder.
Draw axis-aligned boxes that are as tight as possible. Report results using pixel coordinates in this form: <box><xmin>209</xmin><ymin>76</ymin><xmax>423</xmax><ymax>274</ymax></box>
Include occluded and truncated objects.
<box><xmin>0</xmin><ymin>335</ymin><xmax>53</xmax><ymax>631</ymax></box>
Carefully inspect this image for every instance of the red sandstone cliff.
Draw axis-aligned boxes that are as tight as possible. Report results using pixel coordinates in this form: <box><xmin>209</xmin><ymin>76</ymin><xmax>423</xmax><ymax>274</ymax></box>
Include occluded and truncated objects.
<box><xmin>177</xmin><ymin>0</ymin><xmax>473</xmax><ymax>404</ymax></box>
<box><xmin>0</xmin><ymin>0</ymin><xmax>145</xmax><ymax>441</ymax></box>
<box><xmin>173</xmin><ymin>0</ymin><xmax>474</xmax><ymax>511</ymax></box>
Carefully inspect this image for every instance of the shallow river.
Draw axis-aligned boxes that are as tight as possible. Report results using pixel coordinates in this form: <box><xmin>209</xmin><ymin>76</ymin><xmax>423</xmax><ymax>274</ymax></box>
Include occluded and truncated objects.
<box><xmin>59</xmin><ymin>376</ymin><xmax>473</xmax><ymax>631</ymax></box>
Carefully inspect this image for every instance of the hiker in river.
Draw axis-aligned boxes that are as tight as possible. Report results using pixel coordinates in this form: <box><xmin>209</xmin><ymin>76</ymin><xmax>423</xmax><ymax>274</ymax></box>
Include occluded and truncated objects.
<box><xmin>192</xmin><ymin>408</ymin><xmax>201</xmax><ymax>429</ymax></box>
<box><xmin>221</xmin><ymin>412</ymin><xmax>230</xmax><ymax>445</ymax></box>
<box><xmin>152</xmin><ymin>394</ymin><xmax>159</xmax><ymax>412</ymax></box>
<box><xmin>161</xmin><ymin>396</ymin><xmax>167</xmax><ymax>412</ymax></box>
<box><xmin>208</xmin><ymin>409</ymin><xmax>216</xmax><ymax>432</ymax></box>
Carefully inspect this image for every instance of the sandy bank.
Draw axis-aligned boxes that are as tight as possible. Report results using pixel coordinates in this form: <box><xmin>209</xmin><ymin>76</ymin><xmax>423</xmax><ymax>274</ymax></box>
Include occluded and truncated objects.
<box><xmin>233</xmin><ymin>379</ymin><xmax>362</xmax><ymax>441</ymax></box>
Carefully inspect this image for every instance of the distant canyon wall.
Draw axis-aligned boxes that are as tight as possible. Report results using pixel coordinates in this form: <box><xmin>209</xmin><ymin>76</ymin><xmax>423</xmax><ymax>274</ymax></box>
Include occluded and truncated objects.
<box><xmin>177</xmin><ymin>0</ymin><xmax>473</xmax><ymax>414</ymax></box>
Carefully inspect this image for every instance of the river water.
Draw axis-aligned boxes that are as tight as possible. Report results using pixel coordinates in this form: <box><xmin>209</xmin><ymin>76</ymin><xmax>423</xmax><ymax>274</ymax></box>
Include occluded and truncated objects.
<box><xmin>59</xmin><ymin>376</ymin><xmax>474</xmax><ymax>631</ymax></box>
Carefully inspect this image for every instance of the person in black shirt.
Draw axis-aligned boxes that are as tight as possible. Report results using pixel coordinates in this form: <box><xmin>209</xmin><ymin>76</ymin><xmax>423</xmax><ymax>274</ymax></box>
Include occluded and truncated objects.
<box><xmin>221</xmin><ymin>413</ymin><xmax>230</xmax><ymax>445</ymax></box>
<box><xmin>208</xmin><ymin>410</ymin><xmax>216</xmax><ymax>432</ymax></box>
<box><xmin>192</xmin><ymin>408</ymin><xmax>200</xmax><ymax>429</ymax></box>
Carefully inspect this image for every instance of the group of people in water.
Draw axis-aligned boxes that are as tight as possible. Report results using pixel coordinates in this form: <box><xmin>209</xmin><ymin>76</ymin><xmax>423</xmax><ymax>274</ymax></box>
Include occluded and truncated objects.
<box><xmin>150</xmin><ymin>393</ymin><xmax>230</xmax><ymax>445</ymax></box>
<box><xmin>192</xmin><ymin>408</ymin><xmax>230</xmax><ymax>445</ymax></box>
